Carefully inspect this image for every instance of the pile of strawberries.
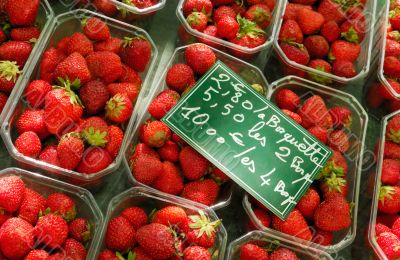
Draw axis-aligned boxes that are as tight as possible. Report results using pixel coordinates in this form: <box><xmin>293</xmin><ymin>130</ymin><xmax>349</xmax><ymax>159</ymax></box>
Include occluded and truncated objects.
<box><xmin>0</xmin><ymin>175</ymin><xmax>94</xmax><ymax>259</ymax></box>
<box><xmin>277</xmin><ymin>0</ymin><xmax>367</xmax><ymax>79</ymax></box>
<box><xmin>180</xmin><ymin>0</ymin><xmax>272</xmax><ymax>58</ymax></box>
<box><xmin>130</xmin><ymin>43</ymin><xmax>232</xmax><ymax>207</ymax></box>
<box><xmin>247</xmin><ymin>88</ymin><xmax>354</xmax><ymax>246</ymax></box>
<box><xmin>0</xmin><ymin>0</ymin><xmax>44</xmax><ymax>113</ymax></box>
<box><xmin>90</xmin><ymin>0</ymin><xmax>159</xmax><ymax>21</ymax></box>
<box><xmin>100</xmin><ymin>205</ymin><xmax>222</xmax><ymax>259</ymax></box>
<box><xmin>11</xmin><ymin>17</ymin><xmax>152</xmax><ymax>175</ymax></box>
<box><xmin>239</xmin><ymin>243</ymin><xmax>301</xmax><ymax>259</ymax></box>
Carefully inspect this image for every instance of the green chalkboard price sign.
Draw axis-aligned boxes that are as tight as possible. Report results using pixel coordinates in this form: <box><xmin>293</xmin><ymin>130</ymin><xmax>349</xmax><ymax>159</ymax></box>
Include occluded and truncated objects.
<box><xmin>162</xmin><ymin>61</ymin><xmax>333</xmax><ymax>220</ymax></box>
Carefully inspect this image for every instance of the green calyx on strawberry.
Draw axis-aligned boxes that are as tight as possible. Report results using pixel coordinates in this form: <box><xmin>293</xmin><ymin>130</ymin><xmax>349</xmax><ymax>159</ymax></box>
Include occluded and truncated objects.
<box><xmin>334</xmin><ymin>0</ymin><xmax>360</xmax><ymax>11</ymax></box>
<box><xmin>323</xmin><ymin>173</ymin><xmax>347</xmax><ymax>192</ymax></box>
<box><xmin>122</xmin><ymin>36</ymin><xmax>143</xmax><ymax>48</ymax></box>
<box><xmin>188</xmin><ymin>210</ymin><xmax>221</xmax><ymax>238</ymax></box>
<box><xmin>81</xmin><ymin>126</ymin><xmax>108</xmax><ymax>147</ymax></box>
<box><xmin>236</xmin><ymin>15</ymin><xmax>265</xmax><ymax>39</ymax></box>
<box><xmin>118</xmin><ymin>0</ymin><xmax>136</xmax><ymax>18</ymax></box>
<box><xmin>54</xmin><ymin>77</ymin><xmax>83</xmax><ymax>107</ymax></box>
<box><xmin>106</xmin><ymin>94</ymin><xmax>131</xmax><ymax>122</ymax></box>
<box><xmin>390</xmin><ymin>7</ymin><xmax>400</xmax><ymax>19</ymax></box>
<box><xmin>389</xmin><ymin>31</ymin><xmax>400</xmax><ymax>41</ymax></box>
<box><xmin>0</xmin><ymin>60</ymin><xmax>22</xmax><ymax>82</ymax></box>
<box><xmin>317</xmin><ymin>160</ymin><xmax>344</xmax><ymax>180</ymax></box>
<box><xmin>341</xmin><ymin>26</ymin><xmax>359</xmax><ymax>43</ymax></box>
<box><xmin>309</xmin><ymin>66</ymin><xmax>333</xmax><ymax>85</ymax></box>
<box><xmin>379</xmin><ymin>185</ymin><xmax>396</xmax><ymax>203</ymax></box>
<box><xmin>116</xmin><ymin>251</ymin><xmax>135</xmax><ymax>260</ymax></box>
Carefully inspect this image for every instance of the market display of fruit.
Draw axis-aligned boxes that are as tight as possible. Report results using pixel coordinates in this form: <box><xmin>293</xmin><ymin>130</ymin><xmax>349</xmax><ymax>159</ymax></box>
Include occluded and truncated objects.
<box><xmin>96</xmin><ymin>187</ymin><xmax>227</xmax><ymax>259</ymax></box>
<box><xmin>0</xmin><ymin>168</ymin><xmax>102</xmax><ymax>259</ymax></box>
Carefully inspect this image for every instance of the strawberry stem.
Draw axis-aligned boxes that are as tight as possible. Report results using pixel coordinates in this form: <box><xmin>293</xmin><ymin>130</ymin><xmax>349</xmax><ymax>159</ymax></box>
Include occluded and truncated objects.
<box><xmin>0</xmin><ymin>60</ymin><xmax>22</xmax><ymax>82</ymax></box>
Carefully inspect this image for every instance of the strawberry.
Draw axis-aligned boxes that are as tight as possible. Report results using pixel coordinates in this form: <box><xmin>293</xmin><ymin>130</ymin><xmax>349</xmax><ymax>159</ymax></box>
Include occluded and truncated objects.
<box><xmin>275</xmin><ymin>89</ymin><xmax>300</xmax><ymax>111</ymax></box>
<box><xmin>69</xmin><ymin>218</ymin><xmax>91</xmax><ymax>242</ymax></box>
<box><xmin>158</xmin><ymin>140</ymin><xmax>179</xmax><ymax>162</ymax></box>
<box><xmin>153</xmin><ymin>161</ymin><xmax>185</xmax><ymax>195</ymax></box>
<box><xmin>66</xmin><ymin>32</ymin><xmax>94</xmax><ymax>57</ymax></box>
<box><xmin>379</xmin><ymin>186</ymin><xmax>400</xmax><ymax>214</ymax></box>
<box><xmin>187</xmin><ymin>11</ymin><xmax>208</xmax><ymax>31</ymax></box>
<box><xmin>269</xmin><ymin>248</ymin><xmax>298</xmax><ymax>260</ymax></box>
<box><xmin>57</xmin><ymin>135</ymin><xmax>84</xmax><ymax>170</ymax></box>
<box><xmin>212</xmin><ymin>0</ymin><xmax>234</xmax><ymax>5</ymax></box>
<box><xmin>392</xmin><ymin>218</ymin><xmax>400</xmax><ymax>238</ymax></box>
<box><xmin>184</xmin><ymin>246</ymin><xmax>211</xmax><ymax>260</ymax></box>
<box><xmin>216</xmin><ymin>15</ymin><xmax>239</xmax><ymax>40</ymax></box>
<box><xmin>132</xmin><ymin>247</ymin><xmax>153</xmax><ymax>260</ymax></box>
<box><xmin>131</xmin><ymin>142</ymin><xmax>160</xmax><ymax>162</ymax></box>
<box><xmin>15</xmin><ymin>131</ymin><xmax>41</xmax><ymax>158</ymax></box>
<box><xmin>0</xmin><ymin>175</ymin><xmax>25</xmax><ymax>213</ymax></box>
<box><xmin>39</xmin><ymin>48</ymin><xmax>66</xmax><ymax>83</ymax></box>
<box><xmin>304</xmin><ymin>35</ymin><xmax>329</xmax><ymax>59</ymax></box>
<box><xmin>213</xmin><ymin>5</ymin><xmax>236</xmax><ymax>23</ymax></box>
<box><xmin>332</xmin><ymin>60</ymin><xmax>357</xmax><ymax>78</ymax></box>
<box><xmin>0</xmin><ymin>41</ymin><xmax>32</xmax><ymax>67</ymax></box>
<box><xmin>25</xmin><ymin>250</ymin><xmax>50</xmax><ymax>260</ymax></box>
<box><xmin>320</xmin><ymin>20</ymin><xmax>341</xmax><ymax>42</ymax></box>
<box><xmin>17</xmin><ymin>188</ymin><xmax>46</xmax><ymax>225</ymax></box>
<box><xmin>82</xmin><ymin>17</ymin><xmax>110</xmax><ymax>41</ymax></box>
<box><xmin>120</xmin><ymin>37</ymin><xmax>152</xmax><ymax>72</ymax></box>
<box><xmin>93</xmin><ymin>0</ymin><xmax>118</xmax><ymax>16</ymax></box>
<box><xmin>86</xmin><ymin>51</ymin><xmax>123</xmax><ymax>84</ymax></box>
<box><xmin>94</xmin><ymin>37</ymin><xmax>122</xmax><ymax>54</ymax></box>
<box><xmin>283</xmin><ymin>3</ymin><xmax>312</xmax><ymax>20</ymax></box>
<box><xmin>185</xmin><ymin>43</ymin><xmax>216</xmax><ymax>75</ymax></box>
<box><xmin>377</xmin><ymin>232</ymin><xmax>400</xmax><ymax>259</ymax></box>
<box><xmin>64</xmin><ymin>238</ymin><xmax>87</xmax><ymax>260</ymax></box>
<box><xmin>379</xmin><ymin>79</ymin><xmax>400</xmax><ymax>100</ymax></box>
<box><xmin>136</xmin><ymin>223</ymin><xmax>175</xmax><ymax>259</ymax></box>
<box><xmin>318</xmin><ymin>149</ymin><xmax>348</xmax><ymax>179</ymax></box>
<box><xmin>244</xmin><ymin>4</ymin><xmax>271</xmax><ymax>29</ymax></box>
<box><xmin>180</xmin><ymin>146</ymin><xmax>210</xmax><ymax>180</ymax></box>
<box><xmin>148</xmin><ymin>89</ymin><xmax>180</xmax><ymax>119</ymax></box>
<box><xmin>53</xmin><ymin>52</ymin><xmax>92</xmax><ymax>85</ymax></box>
<box><xmin>282</xmin><ymin>109</ymin><xmax>302</xmax><ymax>124</ymax></box>
<box><xmin>98</xmin><ymin>249</ymin><xmax>119</xmax><ymax>260</ymax></box>
<box><xmin>328</xmin><ymin>40</ymin><xmax>360</xmax><ymax>63</ymax></box>
<box><xmin>183</xmin><ymin>211</ymin><xmax>220</xmax><ymax>248</ymax></box>
<box><xmin>80</xmin><ymin>116</ymin><xmax>108</xmax><ymax>147</ymax></box>
<box><xmin>0</xmin><ymin>211</ymin><xmax>11</xmax><ymax>226</ymax></box>
<box><xmin>0</xmin><ymin>218</ymin><xmax>34</xmax><ymax>259</ymax></box>
<box><xmin>375</xmin><ymin>222</ymin><xmax>391</xmax><ymax>236</ymax></box>
<box><xmin>248</xmin><ymin>208</ymin><xmax>270</xmax><ymax>230</ymax></box>
<box><xmin>328</xmin><ymin>129</ymin><xmax>350</xmax><ymax>153</ymax></box>
<box><xmin>341</xmin><ymin>20</ymin><xmax>365</xmax><ymax>43</ymax></box>
<box><xmin>46</xmin><ymin>192</ymin><xmax>76</xmax><ymax>222</ymax></box>
<box><xmin>39</xmin><ymin>145</ymin><xmax>60</xmax><ymax>166</ymax></box>
<box><xmin>10</xmin><ymin>27</ymin><xmax>40</xmax><ymax>42</ymax></box>
<box><xmin>57</xmin><ymin>36</ymin><xmax>71</xmax><ymax>54</ymax></box>
<box><xmin>317</xmin><ymin>0</ymin><xmax>346</xmax><ymax>24</ymax></box>
<box><xmin>296</xmin><ymin>8</ymin><xmax>324</xmax><ymax>35</ymax></box>
<box><xmin>34</xmin><ymin>213</ymin><xmax>69</xmax><ymax>248</ymax></box>
<box><xmin>182</xmin><ymin>0</ymin><xmax>213</xmax><ymax>17</ymax></box>
<box><xmin>320</xmin><ymin>173</ymin><xmax>348</xmax><ymax>197</ymax></box>
<box><xmin>172</xmin><ymin>132</ymin><xmax>187</xmax><ymax>146</ymax></box>
<box><xmin>314</xmin><ymin>194</ymin><xmax>351</xmax><ymax>231</ymax></box>
<box><xmin>279</xmin><ymin>19</ymin><xmax>303</xmax><ymax>43</ymax></box>
<box><xmin>387</xmin><ymin>115</ymin><xmax>400</xmax><ymax>144</ymax></box>
<box><xmin>247</xmin><ymin>0</ymin><xmax>274</xmax><ymax>9</ymax></box>
<box><xmin>383</xmin><ymin>141</ymin><xmax>400</xmax><ymax>160</ymax></box>
<box><xmin>0</xmin><ymin>92</ymin><xmax>7</xmax><ymax>113</ymax></box>
<box><xmin>153</xmin><ymin>206</ymin><xmax>187</xmax><ymax>227</ymax></box>
<box><xmin>107</xmin><ymin>82</ymin><xmax>140</xmax><ymax>102</ymax></box>
<box><xmin>181</xmin><ymin>179</ymin><xmax>219</xmax><ymax>206</ymax></box>
<box><xmin>296</xmin><ymin>186</ymin><xmax>320</xmax><ymax>219</ymax></box>
<box><xmin>329</xmin><ymin>107</ymin><xmax>352</xmax><ymax>129</ymax></box>
<box><xmin>121</xmin><ymin>207</ymin><xmax>148</xmax><ymax>230</ymax></box>
<box><xmin>131</xmin><ymin>154</ymin><xmax>163</xmax><ymax>185</ymax></box>
<box><xmin>280</xmin><ymin>42</ymin><xmax>310</xmax><ymax>65</ymax></box>
<box><xmin>312</xmin><ymin>228</ymin><xmax>334</xmax><ymax>246</ymax></box>
<box><xmin>297</xmin><ymin>95</ymin><xmax>332</xmax><ymax>129</ymax></box>
<box><xmin>307</xmin><ymin>126</ymin><xmax>328</xmax><ymax>144</ymax></box>
<box><xmin>106</xmin><ymin>216</ymin><xmax>136</xmax><ymax>252</ymax></box>
<box><xmin>166</xmin><ymin>64</ymin><xmax>195</xmax><ymax>93</ymax></box>
<box><xmin>79</xmin><ymin>80</ymin><xmax>110</xmax><ymax>115</ymax></box>
<box><xmin>119</xmin><ymin>64</ymin><xmax>142</xmax><ymax>85</ymax></box>
<box><xmin>16</xmin><ymin>109</ymin><xmax>49</xmax><ymax>140</ymax></box>
<box><xmin>390</xmin><ymin>8</ymin><xmax>400</xmax><ymax>31</ymax></box>
<box><xmin>6</xmin><ymin>0</ymin><xmax>39</xmax><ymax>26</ymax></box>
<box><xmin>105</xmin><ymin>125</ymin><xmax>124</xmax><ymax>159</ymax></box>
<box><xmin>231</xmin><ymin>2</ymin><xmax>248</xmax><ymax>16</ymax></box>
<box><xmin>0</xmin><ymin>60</ymin><xmax>21</xmax><ymax>94</ymax></box>
<box><xmin>239</xmin><ymin>243</ymin><xmax>268</xmax><ymax>260</ymax></box>
<box><xmin>77</xmin><ymin>147</ymin><xmax>112</xmax><ymax>174</ymax></box>
<box><xmin>272</xmin><ymin>208</ymin><xmax>312</xmax><ymax>241</ymax></box>
<box><xmin>105</xmin><ymin>93</ymin><xmax>133</xmax><ymax>123</ymax></box>
<box><xmin>24</xmin><ymin>80</ymin><xmax>52</xmax><ymax>108</ymax></box>
<box><xmin>140</xmin><ymin>120</ymin><xmax>171</xmax><ymax>148</ymax></box>
<box><xmin>210</xmin><ymin>167</ymin><xmax>230</xmax><ymax>184</ymax></box>
<box><xmin>234</xmin><ymin>16</ymin><xmax>266</xmax><ymax>48</ymax></box>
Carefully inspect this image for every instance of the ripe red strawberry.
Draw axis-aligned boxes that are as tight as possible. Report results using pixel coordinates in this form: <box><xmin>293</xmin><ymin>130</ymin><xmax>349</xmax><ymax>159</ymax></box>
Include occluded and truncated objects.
<box><xmin>121</xmin><ymin>207</ymin><xmax>148</xmax><ymax>230</ymax></box>
<box><xmin>79</xmin><ymin>80</ymin><xmax>109</xmax><ymax>115</ymax></box>
<box><xmin>183</xmin><ymin>211</ymin><xmax>220</xmax><ymax>248</ymax></box>
<box><xmin>46</xmin><ymin>192</ymin><xmax>76</xmax><ymax>222</ymax></box>
<box><xmin>80</xmin><ymin>116</ymin><xmax>108</xmax><ymax>146</ymax></box>
<box><xmin>132</xmin><ymin>247</ymin><xmax>153</xmax><ymax>260</ymax></box>
<box><xmin>317</xmin><ymin>0</ymin><xmax>346</xmax><ymax>24</ymax></box>
<box><xmin>131</xmin><ymin>142</ymin><xmax>160</xmax><ymax>162</ymax></box>
<box><xmin>282</xmin><ymin>109</ymin><xmax>302</xmax><ymax>124</ymax></box>
<box><xmin>10</xmin><ymin>27</ymin><xmax>40</xmax><ymax>42</ymax></box>
<box><xmin>107</xmin><ymin>82</ymin><xmax>140</xmax><ymax>102</ymax></box>
<box><xmin>212</xmin><ymin>0</ymin><xmax>234</xmax><ymax>6</ymax></box>
<box><xmin>0</xmin><ymin>92</ymin><xmax>7</xmax><ymax>114</ymax></box>
<box><xmin>181</xmin><ymin>179</ymin><xmax>219</xmax><ymax>206</ymax></box>
<box><xmin>244</xmin><ymin>4</ymin><xmax>271</xmax><ymax>29</ymax></box>
<box><xmin>18</xmin><ymin>188</ymin><xmax>46</xmax><ymax>225</ymax></box>
<box><xmin>307</xmin><ymin>126</ymin><xmax>329</xmax><ymax>144</ymax></box>
<box><xmin>148</xmin><ymin>89</ymin><xmax>180</xmax><ymax>119</ymax></box>
<box><xmin>270</xmin><ymin>248</ymin><xmax>298</xmax><ymax>260</ymax></box>
<box><xmin>216</xmin><ymin>15</ymin><xmax>239</xmax><ymax>40</ymax></box>
<box><xmin>312</xmin><ymin>228</ymin><xmax>334</xmax><ymax>246</ymax></box>
<box><xmin>272</xmin><ymin>208</ymin><xmax>312</xmax><ymax>241</ymax></box>
<box><xmin>184</xmin><ymin>246</ymin><xmax>211</xmax><ymax>260</ymax></box>
<box><xmin>280</xmin><ymin>42</ymin><xmax>310</xmax><ymax>65</ymax></box>
<box><xmin>379</xmin><ymin>186</ymin><xmax>400</xmax><ymax>214</ymax></box>
<box><xmin>57</xmin><ymin>36</ymin><xmax>71</xmax><ymax>54</ymax></box>
<box><xmin>279</xmin><ymin>19</ymin><xmax>303</xmax><ymax>43</ymax></box>
<box><xmin>0</xmin><ymin>41</ymin><xmax>33</xmax><ymax>67</ymax></box>
<box><xmin>328</xmin><ymin>129</ymin><xmax>350</xmax><ymax>153</ymax></box>
<box><xmin>158</xmin><ymin>140</ymin><xmax>179</xmax><ymax>162</ymax></box>
<box><xmin>153</xmin><ymin>206</ymin><xmax>187</xmax><ymax>227</ymax></box>
<box><xmin>16</xmin><ymin>109</ymin><xmax>49</xmax><ymax>140</ymax></box>
<box><xmin>319</xmin><ymin>149</ymin><xmax>348</xmax><ymax>179</ymax></box>
<box><xmin>140</xmin><ymin>120</ymin><xmax>171</xmax><ymax>148</ymax></box>
<box><xmin>106</xmin><ymin>93</ymin><xmax>133</xmax><ymax>123</ymax></box>
<box><xmin>77</xmin><ymin>147</ymin><xmax>112</xmax><ymax>174</ymax></box>
<box><xmin>182</xmin><ymin>0</ymin><xmax>213</xmax><ymax>17</ymax></box>
<box><xmin>69</xmin><ymin>218</ymin><xmax>91</xmax><ymax>242</ymax></box>
<box><xmin>304</xmin><ymin>35</ymin><xmax>329</xmax><ymax>59</ymax></box>
<box><xmin>120</xmin><ymin>37</ymin><xmax>152</xmax><ymax>72</ymax></box>
<box><xmin>377</xmin><ymin>232</ymin><xmax>400</xmax><ymax>259</ymax></box>
<box><xmin>248</xmin><ymin>208</ymin><xmax>270</xmax><ymax>230</ymax></box>
<box><xmin>0</xmin><ymin>56</ymin><xmax>23</xmax><ymax>91</ymax></box>
<box><xmin>374</xmin><ymin>222</ymin><xmax>391</xmax><ymax>237</ymax></box>
<box><xmin>239</xmin><ymin>243</ymin><xmax>268</xmax><ymax>260</ymax></box>
<box><xmin>387</xmin><ymin>115</ymin><xmax>400</xmax><ymax>144</ymax></box>
<box><xmin>283</xmin><ymin>3</ymin><xmax>312</xmax><ymax>20</ymax></box>
<box><xmin>275</xmin><ymin>89</ymin><xmax>300</xmax><ymax>111</ymax></box>
<box><xmin>297</xmin><ymin>95</ymin><xmax>332</xmax><ymax>129</ymax></box>
<box><xmin>320</xmin><ymin>173</ymin><xmax>348</xmax><ymax>198</ymax></box>
<box><xmin>39</xmin><ymin>48</ymin><xmax>66</xmax><ymax>83</ymax></box>
<box><xmin>66</xmin><ymin>32</ymin><xmax>94</xmax><ymax>57</ymax></box>
<box><xmin>6</xmin><ymin>0</ymin><xmax>39</xmax><ymax>26</ymax></box>
<box><xmin>187</xmin><ymin>11</ymin><xmax>208</xmax><ymax>31</ymax></box>
<box><xmin>213</xmin><ymin>5</ymin><xmax>236</xmax><ymax>23</ymax></box>
<box><xmin>383</xmin><ymin>141</ymin><xmax>400</xmax><ymax>160</ymax></box>
<box><xmin>391</xmin><ymin>9</ymin><xmax>400</xmax><ymax>31</ymax></box>
<box><xmin>132</xmin><ymin>154</ymin><xmax>163</xmax><ymax>185</ymax></box>
<box><xmin>15</xmin><ymin>131</ymin><xmax>41</xmax><ymax>158</ymax></box>
<box><xmin>166</xmin><ymin>63</ymin><xmax>195</xmax><ymax>93</ymax></box>
<box><xmin>210</xmin><ymin>167</ymin><xmax>230</xmax><ymax>184</ymax></box>
<box><xmin>82</xmin><ymin>17</ymin><xmax>110</xmax><ymax>41</ymax></box>
<box><xmin>185</xmin><ymin>43</ymin><xmax>216</xmax><ymax>75</ymax></box>
<box><xmin>24</xmin><ymin>80</ymin><xmax>52</xmax><ymax>108</ymax></box>
<box><xmin>328</xmin><ymin>40</ymin><xmax>360</xmax><ymax>63</ymax></box>
<box><xmin>0</xmin><ymin>218</ymin><xmax>34</xmax><ymax>259</ymax></box>
<box><xmin>106</xmin><ymin>216</ymin><xmax>136</xmax><ymax>252</ymax></box>
<box><xmin>64</xmin><ymin>238</ymin><xmax>87</xmax><ymax>260</ymax></box>
<box><xmin>379</xmin><ymin>79</ymin><xmax>400</xmax><ymax>100</ymax></box>
<box><xmin>329</xmin><ymin>107</ymin><xmax>352</xmax><ymax>129</ymax></box>
<box><xmin>25</xmin><ymin>250</ymin><xmax>50</xmax><ymax>260</ymax></box>
<box><xmin>57</xmin><ymin>135</ymin><xmax>84</xmax><ymax>170</ymax></box>
<box><xmin>296</xmin><ymin>8</ymin><xmax>324</xmax><ymax>35</ymax></box>
<box><xmin>93</xmin><ymin>0</ymin><xmax>118</xmax><ymax>16</ymax></box>
<box><xmin>341</xmin><ymin>20</ymin><xmax>365</xmax><ymax>43</ymax></box>
<box><xmin>39</xmin><ymin>145</ymin><xmax>60</xmax><ymax>166</ymax></box>
<box><xmin>308</xmin><ymin>59</ymin><xmax>332</xmax><ymax>82</ymax></box>
<box><xmin>94</xmin><ymin>37</ymin><xmax>122</xmax><ymax>54</ymax></box>
<box><xmin>0</xmin><ymin>175</ymin><xmax>25</xmax><ymax>213</ymax></box>
<box><xmin>314</xmin><ymin>194</ymin><xmax>351</xmax><ymax>231</ymax></box>
<box><xmin>296</xmin><ymin>186</ymin><xmax>320</xmax><ymax>219</ymax></box>
<box><xmin>86</xmin><ymin>51</ymin><xmax>123</xmax><ymax>84</ymax></box>
<box><xmin>136</xmin><ymin>223</ymin><xmax>175</xmax><ymax>259</ymax></box>
<box><xmin>332</xmin><ymin>60</ymin><xmax>357</xmax><ymax>78</ymax></box>
<box><xmin>320</xmin><ymin>20</ymin><xmax>341</xmax><ymax>43</ymax></box>
<box><xmin>105</xmin><ymin>125</ymin><xmax>124</xmax><ymax>159</ymax></box>
<box><xmin>53</xmin><ymin>52</ymin><xmax>92</xmax><ymax>85</ymax></box>
<box><xmin>98</xmin><ymin>249</ymin><xmax>119</xmax><ymax>260</ymax></box>
<box><xmin>180</xmin><ymin>146</ymin><xmax>209</xmax><ymax>180</ymax></box>
<box><xmin>119</xmin><ymin>64</ymin><xmax>142</xmax><ymax>85</ymax></box>
<box><xmin>34</xmin><ymin>213</ymin><xmax>69</xmax><ymax>248</ymax></box>
<box><xmin>153</xmin><ymin>161</ymin><xmax>184</xmax><ymax>195</ymax></box>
